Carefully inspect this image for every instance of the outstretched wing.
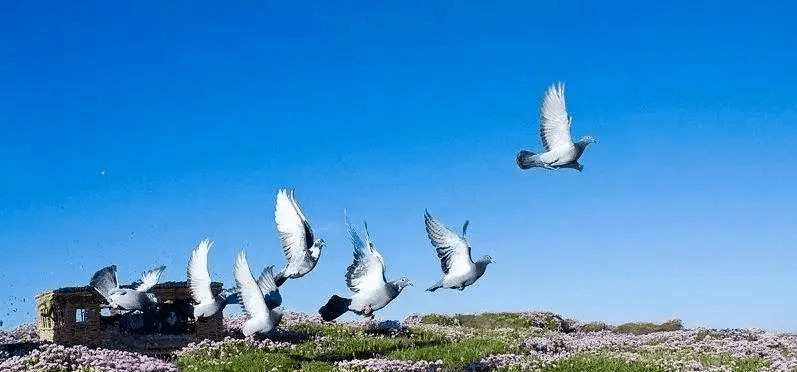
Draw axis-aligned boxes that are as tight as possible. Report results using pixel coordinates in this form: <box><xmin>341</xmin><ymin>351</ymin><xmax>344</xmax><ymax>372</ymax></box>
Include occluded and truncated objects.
<box><xmin>90</xmin><ymin>265</ymin><xmax>118</xmax><ymax>299</ymax></box>
<box><xmin>424</xmin><ymin>210</ymin><xmax>473</xmax><ymax>276</ymax></box>
<box><xmin>233</xmin><ymin>251</ymin><xmax>268</xmax><ymax>320</ymax></box>
<box><xmin>256</xmin><ymin>265</ymin><xmax>282</xmax><ymax>310</ymax></box>
<box><xmin>135</xmin><ymin>265</ymin><xmax>165</xmax><ymax>292</ymax></box>
<box><xmin>187</xmin><ymin>239</ymin><xmax>215</xmax><ymax>304</ymax></box>
<box><xmin>539</xmin><ymin>82</ymin><xmax>573</xmax><ymax>151</ymax></box>
<box><xmin>344</xmin><ymin>215</ymin><xmax>386</xmax><ymax>293</ymax></box>
<box><xmin>274</xmin><ymin>189</ymin><xmax>314</xmax><ymax>274</ymax></box>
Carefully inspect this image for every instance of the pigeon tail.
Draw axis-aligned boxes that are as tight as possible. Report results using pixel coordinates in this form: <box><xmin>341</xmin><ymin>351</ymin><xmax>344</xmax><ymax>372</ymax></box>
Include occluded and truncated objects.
<box><xmin>193</xmin><ymin>302</ymin><xmax>221</xmax><ymax>319</ymax></box>
<box><xmin>243</xmin><ymin>314</ymin><xmax>274</xmax><ymax>337</ymax></box>
<box><xmin>274</xmin><ymin>272</ymin><xmax>288</xmax><ymax>287</ymax></box>
<box><xmin>426</xmin><ymin>280</ymin><xmax>444</xmax><ymax>292</ymax></box>
<box><xmin>319</xmin><ymin>295</ymin><xmax>351</xmax><ymax>321</ymax></box>
<box><xmin>516</xmin><ymin>150</ymin><xmax>539</xmax><ymax>170</ymax></box>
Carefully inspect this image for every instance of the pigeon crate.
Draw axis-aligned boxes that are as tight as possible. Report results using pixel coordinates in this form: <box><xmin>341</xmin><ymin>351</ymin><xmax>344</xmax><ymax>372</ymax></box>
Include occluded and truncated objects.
<box><xmin>35</xmin><ymin>281</ymin><xmax>226</xmax><ymax>348</ymax></box>
<box><xmin>35</xmin><ymin>286</ymin><xmax>105</xmax><ymax>346</ymax></box>
<box><xmin>149</xmin><ymin>281</ymin><xmax>225</xmax><ymax>341</ymax></box>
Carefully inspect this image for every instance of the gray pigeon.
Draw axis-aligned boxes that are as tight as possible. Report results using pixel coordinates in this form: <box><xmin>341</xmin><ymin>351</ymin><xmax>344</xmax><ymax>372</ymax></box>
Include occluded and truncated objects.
<box><xmin>517</xmin><ymin>82</ymin><xmax>595</xmax><ymax>171</ymax></box>
<box><xmin>273</xmin><ymin>189</ymin><xmax>325</xmax><ymax>287</ymax></box>
<box><xmin>318</xmin><ymin>214</ymin><xmax>412</xmax><ymax>321</ymax></box>
<box><xmin>91</xmin><ymin>265</ymin><xmax>165</xmax><ymax>311</ymax></box>
<box><xmin>233</xmin><ymin>250</ymin><xmax>283</xmax><ymax>336</ymax></box>
<box><xmin>187</xmin><ymin>239</ymin><xmax>281</xmax><ymax>319</ymax></box>
<box><xmin>424</xmin><ymin>210</ymin><xmax>493</xmax><ymax>292</ymax></box>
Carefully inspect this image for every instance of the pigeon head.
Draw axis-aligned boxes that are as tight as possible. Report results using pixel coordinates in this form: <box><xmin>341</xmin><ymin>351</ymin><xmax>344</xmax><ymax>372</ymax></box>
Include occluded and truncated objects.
<box><xmin>478</xmin><ymin>255</ymin><xmax>495</xmax><ymax>265</ymax></box>
<box><xmin>577</xmin><ymin>135</ymin><xmax>595</xmax><ymax>145</ymax></box>
<box><xmin>394</xmin><ymin>276</ymin><xmax>414</xmax><ymax>291</ymax></box>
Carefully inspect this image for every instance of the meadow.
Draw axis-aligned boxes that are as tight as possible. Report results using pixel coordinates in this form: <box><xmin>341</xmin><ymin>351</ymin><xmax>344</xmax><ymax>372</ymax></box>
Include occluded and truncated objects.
<box><xmin>1</xmin><ymin>311</ymin><xmax>796</xmax><ymax>372</ymax></box>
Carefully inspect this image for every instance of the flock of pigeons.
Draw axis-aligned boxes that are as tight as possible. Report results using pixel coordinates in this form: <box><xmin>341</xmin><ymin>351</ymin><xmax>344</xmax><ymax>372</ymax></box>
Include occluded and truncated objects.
<box><xmin>87</xmin><ymin>82</ymin><xmax>594</xmax><ymax>337</ymax></box>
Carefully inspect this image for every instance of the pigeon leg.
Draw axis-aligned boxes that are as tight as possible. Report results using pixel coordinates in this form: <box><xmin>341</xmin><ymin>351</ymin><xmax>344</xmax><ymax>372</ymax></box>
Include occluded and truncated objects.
<box><xmin>542</xmin><ymin>164</ymin><xmax>557</xmax><ymax>170</ymax></box>
<box><xmin>361</xmin><ymin>304</ymin><xmax>373</xmax><ymax>317</ymax></box>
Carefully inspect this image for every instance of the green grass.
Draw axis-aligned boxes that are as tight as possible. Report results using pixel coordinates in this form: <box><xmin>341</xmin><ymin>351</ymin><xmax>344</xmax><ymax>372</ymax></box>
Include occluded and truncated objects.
<box><xmin>579</xmin><ymin>321</ymin><xmax>611</xmax><ymax>332</ymax></box>
<box><xmin>174</xmin><ymin>313</ymin><xmax>779</xmax><ymax>372</ymax></box>
<box><xmin>419</xmin><ymin>312</ymin><xmax>568</xmax><ymax>331</ymax></box>
<box><xmin>615</xmin><ymin>319</ymin><xmax>683</xmax><ymax>335</ymax></box>
<box><xmin>176</xmin><ymin>321</ymin><xmax>513</xmax><ymax>372</ymax></box>
<box><xmin>177</xmin><ymin>346</ymin><xmax>316</xmax><ymax>372</ymax></box>
<box><xmin>500</xmin><ymin>354</ymin><xmax>671</xmax><ymax>372</ymax></box>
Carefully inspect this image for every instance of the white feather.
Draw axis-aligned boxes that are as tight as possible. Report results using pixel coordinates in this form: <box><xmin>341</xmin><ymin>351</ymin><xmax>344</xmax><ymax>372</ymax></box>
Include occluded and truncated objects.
<box><xmin>425</xmin><ymin>212</ymin><xmax>474</xmax><ymax>279</ymax></box>
<box><xmin>274</xmin><ymin>188</ymin><xmax>310</xmax><ymax>275</ymax></box>
<box><xmin>187</xmin><ymin>239</ymin><xmax>216</xmax><ymax>306</ymax></box>
<box><xmin>345</xmin><ymin>219</ymin><xmax>387</xmax><ymax>294</ymax></box>
<box><xmin>539</xmin><ymin>82</ymin><xmax>574</xmax><ymax>152</ymax></box>
<box><xmin>233</xmin><ymin>251</ymin><xmax>274</xmax><ymax>335</ymax></box>
<box><xmin>135</xmin><ymin>265</ymin><xmax>164</xmax><ymax>292</ymax></box>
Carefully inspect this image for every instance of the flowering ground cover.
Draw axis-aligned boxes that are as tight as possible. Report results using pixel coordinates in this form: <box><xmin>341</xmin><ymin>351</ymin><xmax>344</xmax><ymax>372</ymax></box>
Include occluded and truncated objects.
<box><xmin>1</xmin><ymin>311</ymin><xmax>795</xmax><ymax>371</ymax></box>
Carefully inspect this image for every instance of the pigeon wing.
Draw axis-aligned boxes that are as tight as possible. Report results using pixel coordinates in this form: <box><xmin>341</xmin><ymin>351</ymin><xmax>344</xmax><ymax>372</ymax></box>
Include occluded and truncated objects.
<box><xmin>275</xmin><ymin>189</ymin><xmax>311</xmax><ymax>274</ymax></box>
<box><xmin>344</xmin><ymin>216</ymin><xmax>387</xmax><ymax>293</ymax></box>
<box><xmin>233</xmin><ymin>251</ymin><xmax>269</xmax><ymax>320</ymax></box>
<box><xmin>135</xmin><ymin>265</ymin><xmax>165</xmax><ymax>292</ymax></box>
<box><xmin>290</xmin><ymin>190</ymin><xmax>318</xmax><ymax>259</ymax></box>
<box><xmin>539</xmin><ymin>82</ymin><xmax>573</xmax><ymax>151</ymax></box>
<box><xmin>187</xmin><ymin>239</ymin><xmax>216</xmax><ymax>304</ymax></box>
<box><xmin>256</xmin><ymin>265</ymin><xmax>282</xmax><ymax>310</ymax></box>
<box><xmin>90</xmin><ymin>265</ymin><xmax>118</xmax><ymax>299</ymax></box>
<box><xmin>424</xmin><ymin>211</ymin><xmax>473</xmax><ymax>276</ymax></box>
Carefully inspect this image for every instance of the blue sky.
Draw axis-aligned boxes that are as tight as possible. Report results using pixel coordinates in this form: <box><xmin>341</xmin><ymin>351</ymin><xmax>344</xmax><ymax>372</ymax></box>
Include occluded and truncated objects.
<box><xmin>1</xmin><ymin>0</ymin><xmax>795</xmax><ymax>332</ymax></box>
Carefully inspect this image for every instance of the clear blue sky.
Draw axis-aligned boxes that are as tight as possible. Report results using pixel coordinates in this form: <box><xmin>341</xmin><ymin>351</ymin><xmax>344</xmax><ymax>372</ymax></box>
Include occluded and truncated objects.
<box><xmin>1</xmin><ymin>0</ymin><xmax>795</xmax><ymax>332</ymax></box>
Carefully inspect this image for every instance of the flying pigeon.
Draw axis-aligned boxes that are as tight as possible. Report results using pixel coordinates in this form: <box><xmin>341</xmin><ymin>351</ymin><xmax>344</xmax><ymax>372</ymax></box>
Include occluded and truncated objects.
<box><xmin>318</xmin><ymin>214</ymin><xmax>412</xmax><ymax>321</ymax></box>
<box><xmin>233</xmin><ymin>250</ymin><xmax>283</xmax><ymax>336</ymax></box>
<box><xmin>187</xmin><ymin>239</ymin><xmax>281</xmax><ymax>319</ymax></box>
<box><xmin>273</xmin><ymin>189</ymin><xmax>325</xmax><ymax>287</ymax></box>
<box><xmin>90</xmin><ymin>264</ymin><xmax>165</xmax><ymax>311</ymax></box>
<box><xmin>424</xmin><ymin>210</ymin><xmax>493</xmax><ymax>292</ymax></box>
<box><xmin>516</xmin><ymin>82</ymin><xmax>595</xmax><ymax>171</ymax></box>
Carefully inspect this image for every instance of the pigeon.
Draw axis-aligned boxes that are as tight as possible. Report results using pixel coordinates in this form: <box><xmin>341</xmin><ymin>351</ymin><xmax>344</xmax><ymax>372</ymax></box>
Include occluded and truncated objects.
<box><xmin>318</xmin><ymin>214</ymin><xmax>412</xmax><ymax>321</ymax></box>
<box><xmin>90</xmin><ymin>265</ymin><xmax>165</xmax><ymax>311</ymax></box>
<box><xmin>273</xmin><ymin>189</ymin><xmax>325</xmax><ymax>287</ymax></box>
<box><xmin>188</xmin><ymin>239</ymin><xmax>282</xmax><ymax>319</ymax></box>
<box><xmin>424</xmin><ymin>210</ymin><xmax>494</xmax><ymax>292</ymax></box>
<box><xmin>233</xmin><ymin>250</ymin><xmax>283</xmax><ymax>336</ymax></box>
<box><xmin>516</xmin><ymin>82</ymin><xmax>595</xmax><ymax>171</ymax></box>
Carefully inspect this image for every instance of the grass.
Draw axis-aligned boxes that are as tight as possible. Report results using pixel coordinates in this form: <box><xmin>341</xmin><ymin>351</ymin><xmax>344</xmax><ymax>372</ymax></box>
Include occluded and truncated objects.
<box><xmin>173</xmin><ymin>313</ymin><xmax>787</xmax><ymax>372</ymax></box>
<box><xmin>499</xmin><ymin>354</ymin><xmax>670</xmax><ymax>372</ymax></box>
<box><xmin>614</xmin><ymin>319</ymin><xmax>683</xmax><ymax>335</ymax></box>
<box><xmin>177</xmin><ymin>320</ymin><xmax>515</xmax><ymax>372</ymax></box>
<box><xmin>419</xmin><ymin>312</ymin><xmax>572</xmax><ymax>332</ymax></box>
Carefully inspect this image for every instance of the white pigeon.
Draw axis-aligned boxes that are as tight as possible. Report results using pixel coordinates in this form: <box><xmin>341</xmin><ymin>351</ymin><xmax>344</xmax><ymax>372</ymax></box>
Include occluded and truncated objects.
<box><xmin>517</xmin><ymin>82</ymin><xmax>595</xmax><ymax>171</ymax></box>
<box><xmin>318</xmin><ymin>214</ymin><xmax>412</xmax><ymax>321</ymax></box>
<box><xmin>188</xmin><ymin>239</ymin><xmax>282</xmax><ymax>319</ymax></box>
<box><xmin>233</xmin><ymin>250</ymin><xmax>283</xmax><ymax>336</ymax></box>
<box><xmin>91</xmin><ymin>265</ymin><xmax>165</xmax><ymax>311</ymax></box>
<box><xmin>273</xmin><ymin>189</ymin><xmax>325</xmax><ymax>287</ymax></box>
<box><xmin>424</xmin><ymin>210</ymin><xmax>493</xmax><ymax>291</ymax></box>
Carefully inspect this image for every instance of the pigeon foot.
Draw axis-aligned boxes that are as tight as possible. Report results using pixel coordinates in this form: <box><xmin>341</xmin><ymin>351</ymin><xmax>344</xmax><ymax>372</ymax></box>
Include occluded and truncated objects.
<box><xmin>361</xmin><ymin>304</ymin><xmax>373</xmax><ymax>317</ymax></box>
